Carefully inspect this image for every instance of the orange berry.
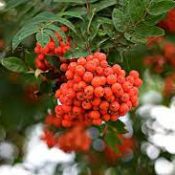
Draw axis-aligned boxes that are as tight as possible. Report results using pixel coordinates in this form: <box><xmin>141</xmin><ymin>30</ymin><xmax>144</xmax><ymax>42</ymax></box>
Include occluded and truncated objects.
<box><xmin>96</xmin><ymin>66</ymin><xmax>103</xmax><ymax>75</ymax></box>
<box><xmin>77</xmin><ymin>57</ymin><xmax>86</xmax><ymax>65</ymax></box>
<box><xmin>104</xmin><ymin>87</ymin><xmax>113</xmax><ymax>98</ymax></box>
<box><xmin>68</xmin><ymin>62</ymin><xmax>77</xmax><ymax>71</ymax></box>
<box><xmin>76</xmin><ymin>92</ymin><xmax>84</xmax><ymax>101</ymax></box>
<box><xmin>77</xmin><ymin>81</ymin><xmax>86</xmax><ymax>91</ymax></box>
<box><xmin>86</xmin><ymin>55</ymin><xmax>93</xmax><ymax>61</ymax></box>
<box><xmin>129</xmin><ymin>70</ymin><xmax>139</xmax><ymax>78</ymax></box>
<box><xmin>92</xmin><ymin>98</ymin><xmax>101</xmax><ymax>106</ymax></box>
<box><xmin>85</xmin><ymin>61</ymin><xmax>96</xmax><ymax>72</ymax></box>
<box><xmin>111</xmin><ymin>83</ymin><xmax>122</xmax><ymax>94</ymax></box>
<box><xmin>73</xmin><ymin>99</ymin><xmax>81</xmax><ymax>107</ymax></box>
<box><xmin>72</xmin><ymin>106</ymin><xmax>82</xmax><ymax>115</ymax></box>
<box><xmin>84</xmin><ymin>85</ymin><xmax>94</xmax><ymax>96</ymax></box>
<box><xmin>94</xmin><ymin>52</ymin><xmax>106</xmax><ymax>61</ymax></box>
<box><xmin>62</xmin><ymin>119</ymin><xmax>71</xmax><ymax>127</ymax></box>
<box><xmin>74</xmin><ymin>74</ymin><xmax>82</xmax><ymax>83</ymax></box>
<box><xmin>94</xmin><ymin>86</ymin><xmax>104</xmax><ymax>97</ymax></box>
<box><xmin>100</xmin><ymin>101</ymin><xmax>109</xmax><ymax>111</ymax></box>
<box><xmin>75</xmin><ymin>65</ymin><xmax>85</xmax><ymax>76</ymax></box>
<box><xmin>100</xmin><ymin>76</ymin><xmax>107</xmax><ymax>85</ymax></box>
<box><xmin>110</xmin><ymin>115</ymin><xmax>119</xmax><ymax>121</ymax></box>
<box><xmin>82</xmin><ymin>101</ymin><xmax>92</xmax><ymax>110</ymax></box>
<box><xmin>91</xmin><ymin>76</ymin><xmax>102</xmax><ymax>87</ymax></box>
<box><xmin>55</xmin><ymin>89</ymin><xmax>61</xmax><ymax>98</ymax></box>
<box><xmin>100</xmin><ymin>60</ymin><xmax>108</xmax><ymax>68</ymax></box>
<box><xmin>92</xmin><ymin>119</ymin><xmax>102</xmax><ymax>126</ymax></box>
<box><xmin>110</xmin><ymin>101</ymin><xmax>120</xmax><ymax>112</ymax></box>
<box><xmin>106</xmin><ymin>74</ymin><xmax>117</xmax><ymax>84</ymax></box>
<box><xmin>62</xmin><ymin>105</ymin><xmax>72</xmax><ymax>113</ymax></box>
<box><xmin>83</xmin><ymin>72</ymin><xmax>93</xmax><ymax>83</ymax></box>
<box><xmin>119</xmin><ymin>103</ymin><xmax>129</xmax><ymax>116</ymax></box>
<box><xmin>121</xmin><ymin>93</ymin><xmax>130</xmax><ymax>102</ymax></box>
<box><xmin>103</xmin><ymin>114</ymin><xmax>110</xmax><ymax>121</ymax></box>
<box><xmin>112</xmin><ymin>64</ymin><xmax>121</xmax><ymax>73</ymax></box>
<box><xmin>104</xmin><ymin>67</ymin><xmax>113</xmax><ymax>76</ymax></box>
<box><xmin>65</xmin><ymin>70</ymin><xmax>73</xmax><ymax>79</ymax></box>
<box><xmin>89</xmin><ymin>111</ymin><xmax>100</xmax><ymax>119</ymax></box>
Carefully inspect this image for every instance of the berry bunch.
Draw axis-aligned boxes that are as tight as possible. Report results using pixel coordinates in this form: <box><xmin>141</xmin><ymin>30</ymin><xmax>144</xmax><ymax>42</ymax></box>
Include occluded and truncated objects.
<box><xmin>159</xmin><ymin>8</ymin><xmax>175</xmax><ymax>33</ymax></box>
<box><xmin>54</xmin><ymin>52</ymin><xmax>142</xmax><ymax>127</ymax></box>
<box><xmin>164</xmin><ymin>73</ymin><xmax>175</xmax><ymax>97</ymax></box>
<box><xmin>57</xmin><ymin>126</ymin><xmax>91</xmax><ymax>152</ymax></box>
<box><xmin>104</xmin><ymin>135</ymin><xmax>134</xmax><ymax>164</ymax></box>
<box><xmin>144</xmin><ymin>39</ymin><xmax>175</xmax><ymax>73</ymax></box>
<box><xmin>34</xmin><ymin>27</ymin><xmax>70</xmax><ymax>71</ymax></box>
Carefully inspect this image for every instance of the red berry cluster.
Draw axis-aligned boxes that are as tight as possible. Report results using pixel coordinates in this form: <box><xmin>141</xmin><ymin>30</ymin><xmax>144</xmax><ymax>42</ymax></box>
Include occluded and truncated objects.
<box><xmin>144</xmin><ymin>39</ymin><xmax>175</xmax><ymax>73</ymax></box>
<box><xmin>54</xmin><ymin>52</ymin><xmax>142</xmax><ymax>127</ymax></box>
<box><xmin>34</xmin><ymin>27</ymin><xmax>70</xmax><ymax>71</ymax></box>
<box><xmin>57</xmin><ymin>126</ymin><xmax>91</xmax><ymax>152</ymax></box>
<box><xmin>41</xmin><ymin>129</ymin><xmax>57</xmax><ymax>148</ymax></box>
<box><xmin>104</xmin><ymin>135</ymin><xmax>134</xmax><ymax>164</ymax></box>
<box><xmin>42</xmin><ymin>119</ymin><xmax>91</xmax><ymax>152</ymax></box>
<box><xmin>164</xmin><ymin>73</ymin><xmax>175</xmax><ymax>97</ymax></box>
<box><xmin>159</xmin><ymin>8</ymin><xmax>175</xmax><ymax>33</ymax></box>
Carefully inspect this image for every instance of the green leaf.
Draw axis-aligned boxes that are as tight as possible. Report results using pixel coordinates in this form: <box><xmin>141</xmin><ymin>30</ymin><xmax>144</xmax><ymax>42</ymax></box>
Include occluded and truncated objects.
<box><xmin>149</xmin><ymin>0</ymin><xmax>175</xmax><ymax>16</ymax></box>
<box><xmin>127</xmin><ymin>0</ymin><xmax>146</xmax><ymax>22</ymax></box>
<box><xmin>125</xmin><ymin>24</ymin><xmax>165</xmax><ymax>43</ymax></box>
<box><xmin>134</xmin><ymin>24</ymin><xmax>165</xmax><ymax>38</ymax></box>
<box><xmin>5</xmin><ymin>0</ymin><xmax>28</xmax><ymax>10</ymax></box>
<box><xmin>112</xmin><ymin>8</ymin><xmax>127</xmax><ymax>32</ymax></box>
<box><xmin>12</xmin><ymin>24</ymin><xmax>39</xmax><ymax>50</ymax></box>
<box><xmin>64</xmin><ymin>49</ymin><xmax>88</xmax><ymax>59</ymax></box>
<box><xmin>44</xmin><ymin>29</ymin><xmax>59</xmax><ymax>46</ymax></box>
<box><xmin>1</xmin><ymin>57</ymin><xmax>28</xmax><ymax>73</ymax></box>
<box><xmin>53</xmin><ymin>0</ymin><xmax>85</xmax><ymax>3</ymax></box>
<box><xmin>36</xmin><ymin>31</ymin><xmax>50</xmax><ymax>47</ymax></box>
<box><xmin>56</xmin><ymin>17</ymin><xmax>76</xmax><ymax>33</ymax></box>
<box><xmin>53</xmin><ymin>0</ymin><xmax>98</xmax><ymax>4</ymax></box>
<box><xmin>58</xmin><ymin>11</ymin><xmax>83</xmax><ymax>20</ymax></box>
<box><xmin>104</xmin><ymin>129</ymin><xmax>121</xmax><ymax>153</ymax></box>
<box><xmin>97</xmin><ymin>17</ymin><xmax>112</xmax><ymax>25</ymax></box>
<box><xmin>91</xmin><ymin>0</ymin><xmax>116</xmax><ymax>12</ymax></box>
<box><xmin>107</xmin><ymin>120</ymin><xmax>128</xmax><ymax>134</ymax></box>
<box><xmin>46</xmin><ymin>24</ymin><xmax>67</xmax><ymax>42</ymax></box>
<box><xmin>146</xmin><ymin>13</ymin><xmax>166</xmax><ymax>24</ymax></box>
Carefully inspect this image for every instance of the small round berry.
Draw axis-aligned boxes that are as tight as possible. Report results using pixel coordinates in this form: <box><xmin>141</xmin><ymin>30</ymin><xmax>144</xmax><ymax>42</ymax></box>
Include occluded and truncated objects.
<box><xmin>94</xmin><ymin>86</ymin><xmax>104</xmax><ymax>97</ymax></box>
<box><xmin>89</xmin><ymin>111</ymin><xmax>100</xmax><ymax>119</ymax></box>
<box><xmin>83</xmin><ymin>72</ymin><xmax>93</xmax><ymax>83</ymax></box>
<box><xmin>82</xmin><ymin>101</ymin><xmax>92</xmax><ymax>110</ymax></box>
<box><xmin>60</xmin><ymin>63</ymin><xmax>68</xmax><ymax>72</ymax></box>
<box><xmin>75</xmin><ymin>65</ymin><xmax>85</xmax><ymax>76</ymax></box>
<box><xmin>106</xmin><ymin>74</ymin><xmax>117</xmax><ymax>84</ymax></box>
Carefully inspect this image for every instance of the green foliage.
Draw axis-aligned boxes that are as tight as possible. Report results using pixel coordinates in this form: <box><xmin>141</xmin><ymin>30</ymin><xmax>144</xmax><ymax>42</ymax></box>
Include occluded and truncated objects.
<box><xmin>1</xmin><ymin>57</ymin><xmax>28</xmax><ymax>73</ymax></box>
<box><xmin>12</xmin><ymin>11</ymin><xmax>76</xmax><ymax>50</ymax></box>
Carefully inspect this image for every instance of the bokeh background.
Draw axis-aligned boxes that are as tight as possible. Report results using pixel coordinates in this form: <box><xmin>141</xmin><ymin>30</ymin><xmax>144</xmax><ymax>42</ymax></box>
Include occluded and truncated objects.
<box><xmin>1</xmin><ymin>0</ymin><xmax>175</xmax><ymax>175</ymax></box>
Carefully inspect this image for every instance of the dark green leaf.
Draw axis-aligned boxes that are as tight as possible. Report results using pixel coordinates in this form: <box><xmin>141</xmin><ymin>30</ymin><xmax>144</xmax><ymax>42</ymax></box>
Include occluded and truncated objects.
<box><xmin>36</xmin><ymin>31</ymin><xmax>50</xmax><ymax>47</ymax></box>
<box><xmin>64</xmin><ymin>49</ymin><xmax>88</xmax><ymax>59</ymax></box>
<box><xmin>149</xmin><ymin>0</ymin><xmax>175</xmax><ymax>15</ymax></box>
<box><xmin>56</xmin><ymin>17</ymin><xmax>76</xmax><ymax>33</ymax></box>
<box><xmin>1</xmin><ymin>57</ymin><xmax>28</xmax><ymax>73</ymax></box>
<box><xmin>58</xmin><ymin>11</ymin><xmax>83</xmax><ymax>20</ymax></box>
<box><xmin>107</xmin><ymin>120</ymin><xmax>128</xmax><ymax>134</ymax></box>
<box><xmin>12</xmin><ymin>24</ymin><xmax>39</xmax><ymax>50</ymax></box>
<box><xmin>112</xmin><ymin>8</ymin><xmax>127</xmax><ymax>32</ymax></box>
<box><xmin>5</xmin><ymin>0</ymin><xmax>28</xmax><ymax>10</ymax></box>
<box><xmin>104</xmin><ymin>129</ymin><xmax>121</xmax><ymax>153</ymax></box>
<box><xmin>91</xmin><ymin>0</ymin><xmax>116</xmax><ymax>12</ymax></box>
<box><xmin>127</xmin><ymin>0</ymin><xmax>146</xmax><ymax>22</ymax></box>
